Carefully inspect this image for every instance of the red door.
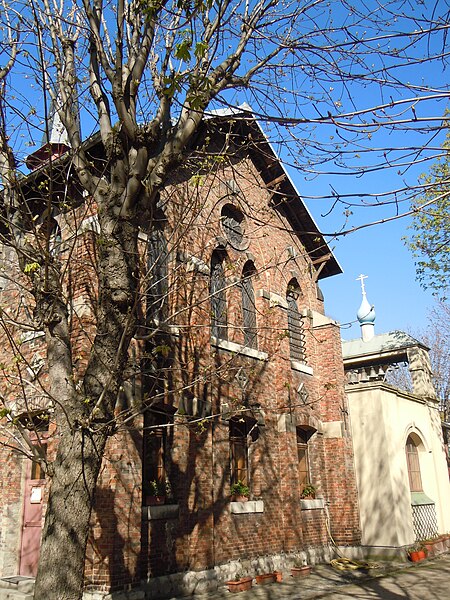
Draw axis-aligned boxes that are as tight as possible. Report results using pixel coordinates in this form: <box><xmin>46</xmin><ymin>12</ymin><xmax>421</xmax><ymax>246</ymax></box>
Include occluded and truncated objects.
<box><xmin>19</xmin><ymin>454</ymin><xmax>46</xmax><ymax>576</ymax></box>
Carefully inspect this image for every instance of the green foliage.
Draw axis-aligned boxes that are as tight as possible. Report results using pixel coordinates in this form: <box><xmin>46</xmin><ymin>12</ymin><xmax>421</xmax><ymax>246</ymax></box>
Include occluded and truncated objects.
<box><xmin>152</xmin><ymin>344</ymin><xmax>171</xmax><ymax>358</ymax></box>
<box><xmin>24</xmin><ymin>262</ymin><xmax>40</xmax><ymax>274</ymax></box>
<box><xmin>194</xmin><ymin>41</ymin><xmax>208</xmax><ymax>60</ymax></box>
<box><xmin>230</xmin><ymin>480</ymin><xmax>250</xmax><ymax>498</ymax></box>
<box><xmin>407</xmin><ymin>126</ymin><xmax>450</xmax><ymax>296</ymax></box>
<box><xmin>0</xmin><ymin>407</ymin><xmax>11</xmax><ymax>419</ymax></box>
<box><xmin>174</xmin><ymin>38</ymin><xmax>192</xmax><ymax>62</ymax></box>
<box><xmin>300</xmin><ymin>483</ymin><xmax>316</xmax><ymax>499</ymax></box>
<box><xmin>148</xmin><ymin>479</ymin><xmax>171</xmax><ymax>496</ymax></box>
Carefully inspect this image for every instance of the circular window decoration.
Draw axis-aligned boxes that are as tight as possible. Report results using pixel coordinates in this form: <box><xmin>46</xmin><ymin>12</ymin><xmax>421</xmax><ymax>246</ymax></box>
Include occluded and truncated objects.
<box><xmin>221</xmin><ymin>204</ymin><xmax>247</xmax><ymax>249</ymax></box>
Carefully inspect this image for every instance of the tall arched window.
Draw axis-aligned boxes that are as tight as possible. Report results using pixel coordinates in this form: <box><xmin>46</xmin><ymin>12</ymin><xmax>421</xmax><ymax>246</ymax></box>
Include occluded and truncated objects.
<box><xmin>241</xmin><ymin>261</ymin><xmax>257</xmax><ymax>349</ymax></box>
<box><xmin>297</xmin><ymin>425</ymin><xmax>316</xmax><ymax>492</ymax></box>
<box><xmin>210</xmin><ymin>249</ymin><xmax>228</xmax><ymax>340</ymax></box>
<box><xmin>287</xmin><ymin>280</ymin><xmax>305</xmax><ymax>362</ymax></box>
<box><xmin>229</xmin><ymin>416</ymin><xmax>257</xmax><ymax>487</ymax></box>
<box><xmin>405</xmin><ymin>434</ymin><xmax>423</xmax><ymax>492</ymax></box>
<box><xmin>146</xmin><ymin>224</ymin><xmax>169</xmax><ymax>326</ymax></box>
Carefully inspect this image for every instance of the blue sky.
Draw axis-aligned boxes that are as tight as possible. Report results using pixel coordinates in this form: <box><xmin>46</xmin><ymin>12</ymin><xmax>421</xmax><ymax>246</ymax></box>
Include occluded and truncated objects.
<box><xmin>296</xmin><ymin>161</ymin><xmax>440</xmax><ymax>341</ymax></box>
<box><xmin>4</xmin><ymin>0</ymin><xmax>446</xmax><ymax>344</ymax></box>
<box><xmin>314</xmin><ymin>213</ymin><xmax>437</xmax><ymax>341</ymax></box>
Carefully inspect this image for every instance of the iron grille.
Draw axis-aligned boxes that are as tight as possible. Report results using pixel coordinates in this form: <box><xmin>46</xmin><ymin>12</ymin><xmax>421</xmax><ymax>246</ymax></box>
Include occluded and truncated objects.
<box><xmin>412</xmin><ymin>503</ymin><xmax>438</xmax><ymax>541</ymax></box>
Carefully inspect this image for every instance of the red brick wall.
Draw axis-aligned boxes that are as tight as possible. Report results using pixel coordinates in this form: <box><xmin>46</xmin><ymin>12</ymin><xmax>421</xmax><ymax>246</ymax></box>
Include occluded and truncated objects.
<box><xmin>0</xmin><ymin>140</ymin><xmax>361</xmax><ymax>592</ymax></box>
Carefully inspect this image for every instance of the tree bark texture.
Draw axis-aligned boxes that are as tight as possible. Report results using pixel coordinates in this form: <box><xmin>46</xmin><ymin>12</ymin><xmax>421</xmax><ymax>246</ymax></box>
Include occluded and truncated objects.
<box><xmin>34</xmin><ymin>429</ymin><xmax>108</xmax><ymax>600</ymax></box>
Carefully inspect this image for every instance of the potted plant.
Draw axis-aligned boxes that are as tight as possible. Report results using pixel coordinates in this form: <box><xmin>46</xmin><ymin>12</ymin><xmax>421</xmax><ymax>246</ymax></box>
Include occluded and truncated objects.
<box><xmin>422</xmin><ymin>537</ymin><xmax>441</xmax><ymax>558</ymax></box>
<box><xmin>407</xmin><ymin>544</ymin><xmax>425</xmax><ymax>562</ymax></box>
<box><xmin>146</xmin><ymin>479</ymin><xmax>168</xmax><ymax>506</ymax></box>
<box><xmin>226</xmin><ymin>573</ymin><xmax>253</xmax><ymax>593</ymax></box>
<box><xmin>291</xmin><ymin>563</ymin><xmax>312</xmax><ymax>577</ymax></box>
<box><xmin>300</xmin><ymin>483</ymin><xmax>316</xmax><ymax>500</ymax></box>
<box><xmin>443</xmin><ymin>533</ymin><xmax>450</xmax><ymax>550</ymax></box>
<box><xmin>230</xmin><ymin>480</ymin><xmax>250</xmax><ymax>502</ymax></box>
<box><xmin>255</xmin><ymin>572</ymin><xmax>276</xmax><ymax>585</ymax></box>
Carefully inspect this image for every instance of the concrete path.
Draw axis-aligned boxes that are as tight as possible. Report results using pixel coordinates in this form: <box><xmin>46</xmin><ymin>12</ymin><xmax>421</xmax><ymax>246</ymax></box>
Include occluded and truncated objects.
<box><xmin>188</xmin><ymin>553</ymin><xmax>450</xmax><ymax>600</ymax></box>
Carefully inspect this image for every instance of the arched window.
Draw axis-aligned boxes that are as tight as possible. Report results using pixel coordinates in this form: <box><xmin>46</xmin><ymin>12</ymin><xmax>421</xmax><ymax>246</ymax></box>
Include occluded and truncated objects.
<box><xmin>405</xmin><ymin>434</ymin><xmax>423</xmax><ymax>492</ymax></box>
<box><xmin>221</xmin><ymin>204</ymin><xmax>245</xmax><ymax>249</ymax></box>
<box><xmin>297</xmin><ymin>426</ymin><xmax>316</xmax><ymax>491</ymax></box>
<box><xmin>287</xmin><ymin>280</ymin><xmax>305</xmax><ymax>362</ymax></box>
<box><xmin>210</xmin><ymin>249</ymin><xmax>228</xmax><ymax>340</ymax></box>
<box><xmin>229</xmin><ymin>416</ymin><xmax>258</xmax><ymax>487</ymax></box>
<box><xmin>143</xmin><ymin>406</ymin><xmax>175</xmax><ymax>502</ymax></box>
<box><xmin>241</xmin><ymin>261</ymin><xmax>257</xmax><ymax>349</ymax></box>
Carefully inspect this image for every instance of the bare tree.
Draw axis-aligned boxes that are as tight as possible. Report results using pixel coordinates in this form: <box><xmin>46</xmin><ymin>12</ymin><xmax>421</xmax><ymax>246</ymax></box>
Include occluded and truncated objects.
<box><xmin>384</xmin><ymin>303</ymin><xmax>450</xmax><ymax>419</ymax></box>
<box><xmin>421</xmin><ymin>302</ymin><xmax>450</xmax><ymax>421</ymax></box>
<box><xmin>0</xmin><ymin>1</ymin><xmax>450</xmax><ymax>599</ymax></box>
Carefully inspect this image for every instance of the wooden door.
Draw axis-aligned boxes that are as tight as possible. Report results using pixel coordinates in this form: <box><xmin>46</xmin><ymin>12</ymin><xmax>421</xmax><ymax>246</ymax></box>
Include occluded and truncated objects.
<box><xmin>19</xmin><ymin>453</ymin><xmax>46</xmax><ymax>576</ymax></box>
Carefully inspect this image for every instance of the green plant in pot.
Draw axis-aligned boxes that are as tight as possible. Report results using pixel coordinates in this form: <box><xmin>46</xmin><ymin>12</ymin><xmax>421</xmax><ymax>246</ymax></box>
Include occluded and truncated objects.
<box><xmin>300</xmin><ymin>483</ymin><xmax>316</xmax><ymax>499</ymax></box>
<box><xmin>226</xmin><ymin>572</ymin><xmax>253</xmax><ymax>593</ymax></box>
<box><xmin>146</xmin><ymin>479</ymin><xmax>169</xmax><ymax>505</ymax></box>
<box><xmin>230</xmin><ymin>480</ymin><xmax>250</xmax><ymax>501</ymax></box>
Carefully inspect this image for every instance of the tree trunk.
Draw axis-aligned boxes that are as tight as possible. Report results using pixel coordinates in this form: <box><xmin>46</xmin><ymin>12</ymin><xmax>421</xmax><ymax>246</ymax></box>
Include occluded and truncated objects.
<box><xmin>34</xmin><ymin>428</ymin><xmax>108</xmax><ymax>600</ymax></box>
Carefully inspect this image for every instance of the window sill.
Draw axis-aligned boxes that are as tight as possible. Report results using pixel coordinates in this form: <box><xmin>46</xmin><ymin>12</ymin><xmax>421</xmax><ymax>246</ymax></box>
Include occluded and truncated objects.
<box><xmin>300</xmin><ymin>498</ymin><xmax>324</xmax><ymax>510</ymax></box>
<box><xmin>411</xmin><ymin>492</ymin><xmax>435</xmax><ymax>506</ymax></box>
<box><xmin>291</xmin><ymin>360</ymin><xmax>313</xmax><ymax>375</ymax></box>
<box><xmin>230</xmin><ymin>500</ymin><xmax>264</xmax><ymax>514</ymax></box>
<box><xmin>211</xmin><ymin>337</ymin><xmax>268</xmax><ymax>361</ymax></box>
<box><xmin>143</xmin><ymin>503</ymin><xmax>179</xmax><ymax>521</ymax></box>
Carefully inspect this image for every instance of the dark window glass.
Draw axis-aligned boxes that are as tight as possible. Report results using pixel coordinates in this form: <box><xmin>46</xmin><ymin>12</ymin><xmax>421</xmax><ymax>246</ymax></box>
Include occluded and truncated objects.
<box><xmin>146</xmin><ymin>226</ymin><xmax>168</xmax><ymax>325</ymax></box>
<box><xmin>221</xmin><ymin>204</ymin><xmax>244</xmax><ymax>248</ymax></box>
<box><xmin>210</xmin><ymin>250</ymin><xmax>228</xmax><ymax>340</ymax></box>
<box><xmin>230</xmin><ymin>418</ymin><xmax>256</xmax><ymax>486</ymax></box>
<box><xmin>287</xmin><ymin>282</ymin><xmax>305</xmax><ymax>362</ymax></box>
<box><xmin>31</xmin><ymin>445</ymin><xmax>47</xmax><ymax>481</ymax></box>
<box><xmin>143</xmin><ymin>410</ymin><xmax>172</xmax><ymax>493</ymax></box>
<box><xmin>297</xmin><ymin>426</ymin><xmax>315</xmax><ymax>492</ymax></box>
<box><xmin>241</xmin><ymin>262</ymin><xmax>257</xmax><ymax>349</ymax></box>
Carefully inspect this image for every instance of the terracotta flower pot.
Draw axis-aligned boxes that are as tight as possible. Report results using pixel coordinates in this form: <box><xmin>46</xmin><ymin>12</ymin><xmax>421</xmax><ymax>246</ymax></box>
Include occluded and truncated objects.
<box><xmin>291</xmin><ymin>565</ymin><xmax>312</xmax><ymax>577</ymax></box>
<box><xmin>255</xmin><ymin>573</ymin><xmax>276</xmax><ymax>585</ymax></box>
<box><xmin>226</xmin><ymin>577</ymin><xmax>253</xmax><ymax>593</ymax></box>
<box><xmin>231</xmin><ymin>495</ymin><xmax>249</xmax><ymax>502</ymax></box>
<box><xmin>146</xmin><ymin>495</ymin><xmax>166</xmax><ymax>506</ymax></box>
<box><xmin>409</xmin><ymin>551</ymin><xmax>421</xmax><ymax>562</ymax></box>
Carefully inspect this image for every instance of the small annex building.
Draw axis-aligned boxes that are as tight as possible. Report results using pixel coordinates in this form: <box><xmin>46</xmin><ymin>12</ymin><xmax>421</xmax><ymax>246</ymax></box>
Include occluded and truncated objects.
<box><xmin>342</xmin><ymin>281</ymin><xmax>450</xmax><ymax>557</ymax></box>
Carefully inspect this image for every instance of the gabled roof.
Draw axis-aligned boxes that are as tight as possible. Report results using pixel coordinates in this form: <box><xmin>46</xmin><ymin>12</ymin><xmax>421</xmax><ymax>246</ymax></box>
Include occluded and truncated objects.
<box><xmin>342</xmin><ymin>330</ymin><xmax>428</xmax><ymax>366</ymax></box>
<box><xmin>19</xmin><ymin>104</ymin><xmax>341</xmax><ymax>280</ymax></box>
<box><xmin>204</xmin><ymin>105</ymin><xmax>341</xmax><ymax>280</ymax></box>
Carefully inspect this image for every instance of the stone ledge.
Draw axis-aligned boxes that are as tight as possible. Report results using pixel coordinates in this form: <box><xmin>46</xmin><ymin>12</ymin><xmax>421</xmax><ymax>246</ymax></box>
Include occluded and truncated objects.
<box><xmin>230</xmin><ymin>500</ymin><xmax>264</xmax><ymax>514</ymax></box>
<box><xmin>143</xmin><ymin>504</ymin><xmax>179</xmax><ymax>521</ymax></box>
<box><xmin>211</xmin><ymin>337</ymin><xmax>268</xmax><ymax>361</ymax></box>
<box><xmin>291</xmin><ymin>360</ymin><xmax>313</xmax><ymax>375</ymax></box>
<box><xmin>300</xmin><ymin>498</ymin><xmax>325</xmax><ymax>510</ymax></box>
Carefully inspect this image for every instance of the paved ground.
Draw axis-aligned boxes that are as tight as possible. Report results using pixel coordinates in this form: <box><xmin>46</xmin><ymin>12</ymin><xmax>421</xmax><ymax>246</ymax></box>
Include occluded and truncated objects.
<box><xmin>190</xmin><ymin>553</ymin><xmax>450</xmax><ymax>600</ymax></box>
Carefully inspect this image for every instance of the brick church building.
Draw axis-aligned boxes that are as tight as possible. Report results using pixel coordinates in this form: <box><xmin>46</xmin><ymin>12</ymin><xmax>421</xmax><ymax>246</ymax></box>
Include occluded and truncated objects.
<box><xmin>0</xmin><ymin>108</ymin><xmax>361</xmax><ymax>597</ymax></box>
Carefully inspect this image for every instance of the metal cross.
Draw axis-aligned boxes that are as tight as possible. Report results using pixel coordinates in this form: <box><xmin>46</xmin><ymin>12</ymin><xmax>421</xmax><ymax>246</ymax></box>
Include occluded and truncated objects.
<box><xmin>356</xmin><ymin>273</ymin><xmax>368</xmax><ymax>296</ymax></box>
